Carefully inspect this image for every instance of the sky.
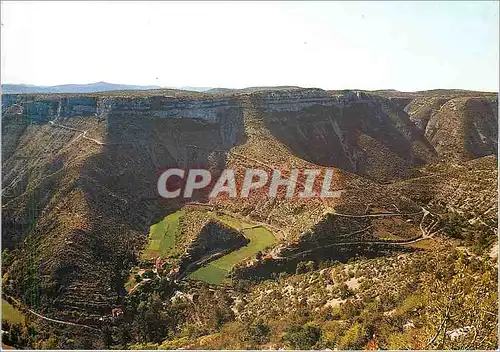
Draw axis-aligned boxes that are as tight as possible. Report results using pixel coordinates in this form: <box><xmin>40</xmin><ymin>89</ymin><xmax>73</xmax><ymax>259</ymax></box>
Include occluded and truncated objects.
<box><xmin>1</xmin><ymin>1</ymin><xmax>498</xmax><ymax>91</ymax></box>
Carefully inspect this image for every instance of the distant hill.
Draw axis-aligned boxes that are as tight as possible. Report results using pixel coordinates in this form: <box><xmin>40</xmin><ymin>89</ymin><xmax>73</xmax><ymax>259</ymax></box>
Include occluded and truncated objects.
<box><xmin>205</xmin><ymin>86</ymin><xmax>302</xmax><ymax>94</ymax></box>
<box><xmin>1</xmin><ymin>81</ymin><xmax>162</xmax><ymax>94</ymax></box>
<box><xmin>177</xmin><ymin>86</ymin><xmax>214</xmax><ymax>92</ymax></box>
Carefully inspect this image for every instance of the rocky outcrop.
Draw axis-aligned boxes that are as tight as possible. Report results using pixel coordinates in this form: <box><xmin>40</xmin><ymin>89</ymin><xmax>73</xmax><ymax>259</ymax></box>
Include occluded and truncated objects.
<box><xmin>249</xmin><ymin>89</ymin><xmax>376</xmax><ymax>112</ymax></box>
<box><xmin>99</xmin><ymin>96</ymin><xmax>239</xmax><ymax>121</ymax></box>
<box><xmin>249</xmin><ymin>88</ymin><xmax>335</xmax><ymax>111</ymax></box>
<box><xmin>1</xmin><ymin>96</ymin><xmax>98</xmax><ymax>122</ymax></box>
<box><xmin>2</xmin><ymin>94</ymin><xmax>241</xmax><ymax>121</ymax></box>
<box><xmin>1</xmin><ymin>94</ymin><xmax>245</xmax><ymax>146</ymax></box>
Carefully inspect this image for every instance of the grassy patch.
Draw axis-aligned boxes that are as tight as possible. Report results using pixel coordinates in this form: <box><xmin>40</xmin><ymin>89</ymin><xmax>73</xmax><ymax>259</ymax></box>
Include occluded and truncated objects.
<box><xmin>189</xmin><ymin>222</ymin><xmax>276</xmax><ymax>285</ymax></box>
<box><xmin>141</xmin><ymin>209</ymin><xmax>277</xmax><ymax>285</ymax></box>
<box><xmin>2</xmin><ymin>299</ymin><xmax>24</xmax><ymax>324</ymax></box>
<box><xmin>213</xmin><ymin>227</ymin><xmax>276</xmax><ymax>270</ymax></box>
<box><xmin>142</xmin><ymin>210</ymin><xmax>185</xmax><ymax>260</ymax></box>
<box><xmin>188</xmin><ymin>264</ymin><xmax>229</xmax><ymax>285</ymax></box>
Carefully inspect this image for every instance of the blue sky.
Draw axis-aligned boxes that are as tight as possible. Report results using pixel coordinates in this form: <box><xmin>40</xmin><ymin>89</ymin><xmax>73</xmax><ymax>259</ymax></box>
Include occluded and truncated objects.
<box><xmin>1</xmin><ymin>1</ymin><xmax>498</xmax><ymax>91</ymax></box>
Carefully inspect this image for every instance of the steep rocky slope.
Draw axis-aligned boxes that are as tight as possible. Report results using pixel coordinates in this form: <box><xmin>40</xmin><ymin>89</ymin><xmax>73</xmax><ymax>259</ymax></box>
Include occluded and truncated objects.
<box><xmin>424</xmin><ymin>97</ymin><xmax>498</xmax><ymax>161</ymax></box>
<box><xmin>370</xmin><ymin>90</ymin><xmax>498</xmax><ymax>162</ymax></box>
<box><xmin>252</xmin><ymin>89</ymin><xmax>438</xmax><ymax>181</ymax></box>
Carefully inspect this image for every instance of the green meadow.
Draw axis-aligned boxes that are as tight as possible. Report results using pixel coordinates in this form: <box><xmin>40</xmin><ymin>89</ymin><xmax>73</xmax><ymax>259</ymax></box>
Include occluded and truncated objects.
<box><xmin>141</xmin><ymin>210</ymin><xmax>185</xmax><ymax>260</ymax></box>
<box><xmin>141</xmin><ymin>208</ymin><xmax>276</xmax><ymax>285</ymax></box>
<box><xmin>2</xmin><ymin>299</ymin><xmax>24</xmax><ymax>324</ymax></box>
<box><xmin>188</xmin><ymin>224</ymin><xmax>276</xmax><ymax>285</ymax></box>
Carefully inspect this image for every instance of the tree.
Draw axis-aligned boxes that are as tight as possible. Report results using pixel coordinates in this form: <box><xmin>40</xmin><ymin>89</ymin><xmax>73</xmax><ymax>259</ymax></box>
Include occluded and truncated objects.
<box><xmin>440</xmin><ymin>212</ymin><xmax>466</xmax><ymax>239</ymax></box>
<box><xmin>241</xmin><ymin>319</ymin><xmax>271</xmax><ymax>347</ymax></box>
<box><xmin>131</xmin><ymin>292</ymin><xmax>175</xmax><ymax>343</ymax></box>
<box><xmin>282</xmin><ymin>324</ymin><xmax>322</xmax><ymax>349</ymax></box>
<box><xmin>337</xmin><ymin>322</ymin><xmax>367</xmax><ymax>350</ymax></box>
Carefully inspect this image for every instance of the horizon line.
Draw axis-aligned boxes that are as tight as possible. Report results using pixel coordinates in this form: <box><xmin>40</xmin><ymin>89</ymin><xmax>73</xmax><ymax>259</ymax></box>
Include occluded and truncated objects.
<box><xmin>1</xmin><ymin>81</ymin><xmax>498</xmax><ymax>94</ymax></box>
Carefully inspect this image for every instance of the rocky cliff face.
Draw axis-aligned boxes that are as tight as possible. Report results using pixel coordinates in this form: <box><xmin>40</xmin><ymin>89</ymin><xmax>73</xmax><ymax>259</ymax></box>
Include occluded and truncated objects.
<box><xmin>252</xmin><ymin>89</ymin><xmax>377</xmax><ymax>112</ymax></box>
<box><xmin>2</xmin><ymin>94</ymin><xmax>246</xmax><ymax>148</ymax></box>
<box><xmin>1</xmin><ymin>96</ymin><xmax>98</xmax><ymax>121</ymax></box>
<box><xmin>404</xmin><ymin>96</ymin><xmax>450</xmax><ymax>131</ymax></box>
<box><xmin>247</xmin><ymin>89</ymin><xmax>438</xmax><ymax>181</ymax></box>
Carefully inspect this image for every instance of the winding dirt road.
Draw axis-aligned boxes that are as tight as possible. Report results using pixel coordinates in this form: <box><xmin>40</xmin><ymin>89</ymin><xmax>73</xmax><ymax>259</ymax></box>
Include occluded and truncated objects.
<box><xmin>5</xmin><ymin>296</ymin><xmax>99</xmax><ymax>331</ymax></box>
<box><xmin>49</xmin><ymin>120</ymin><xmax>106</xmax><ymax>146</ymax></box>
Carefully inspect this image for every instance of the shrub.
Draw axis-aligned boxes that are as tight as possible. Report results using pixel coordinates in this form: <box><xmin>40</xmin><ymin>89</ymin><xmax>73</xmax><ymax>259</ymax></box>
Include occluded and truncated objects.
<box><xmin>440</xmin><ymin>212</ymin><xmax>466</xmax><ymax>239</ymax></box>
<box><xmin>320</xmin><ymin>321</ymin><xmax>346</xmax><ymax>349</ymax></box>
<box><xmin>337</xmin><ymin>322</ymin><xmax>367</xmax><ymax>350</ymax></box>
<box><xmin>339</xmin><ymin>300</ymin><xmax>364</xmax><ymax>320</ymax></box>
<box><xmin>295</xmin><ymin>262</ymin><xmax>308</xmax><ymax>274</ymax></box>
<box><xmin>305</xmin><ymin>261</ymin><xmax>316</xmax><ymax>272</ymax></box>
<box><xmin>241</xmin><ymin>319</ymin><xmax>271</xmax><ymax>346</ymax></box>
<box><xmin>338</xmin><ymin>283</ymin><xmax>354</xmax><ymax>299</ymax></box>
<box><xmin>282</xmin><ymin>324</ymin><xmax>322</xmax><ymax>349</ymax></box>
<box><xmin>142</xmin><ymin>270</ymin><xmax>155</xmax><ymax>279</ymax></box>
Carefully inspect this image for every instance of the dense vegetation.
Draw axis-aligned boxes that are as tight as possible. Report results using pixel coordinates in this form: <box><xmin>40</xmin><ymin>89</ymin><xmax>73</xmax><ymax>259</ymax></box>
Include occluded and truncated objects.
<box><xmin>117</xmin><ymin>242</ymin><xmax>496</xmax><ymax>350</ymax></box>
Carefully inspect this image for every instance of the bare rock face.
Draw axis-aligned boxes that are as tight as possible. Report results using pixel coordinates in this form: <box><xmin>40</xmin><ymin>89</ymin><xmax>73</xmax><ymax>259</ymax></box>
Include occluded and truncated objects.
<box><xmin>2</xmin><ymin>96</ymin><xmax>99</xmax><ymax>122</ymax></box>
<box><xmin>249</xmin><ymin>88</ymin><xmax>335</xmax><ymax>111</ymax></box>
<box><xmin>1</xmin><ymin>94</ymin><xmax>246</xmax><ymax>146</ymax></box>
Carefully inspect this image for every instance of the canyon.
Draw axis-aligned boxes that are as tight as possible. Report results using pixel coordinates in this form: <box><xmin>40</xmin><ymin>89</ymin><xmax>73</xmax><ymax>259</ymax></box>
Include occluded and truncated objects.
<box><xmin>1</xmin><ymin>87</ymin><xmax>497</xmax><ymax>349</ymax></box>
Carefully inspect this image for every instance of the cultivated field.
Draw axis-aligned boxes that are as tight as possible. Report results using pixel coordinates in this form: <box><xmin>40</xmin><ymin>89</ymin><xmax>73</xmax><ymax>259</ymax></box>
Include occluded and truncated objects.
<box><xmin>142</xmin><ymin>208</ymin><xmax>276</xmax><ymax>285</ymax></box>
<box><xmin>141</xmin><ymin>210</ymin><xmax>186</xmax><ymax>260</ymax></box>
<box><xmin>189</xmin><ymin>224</ymin><xmax>276</xmax><ymax>285</ymax></box>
